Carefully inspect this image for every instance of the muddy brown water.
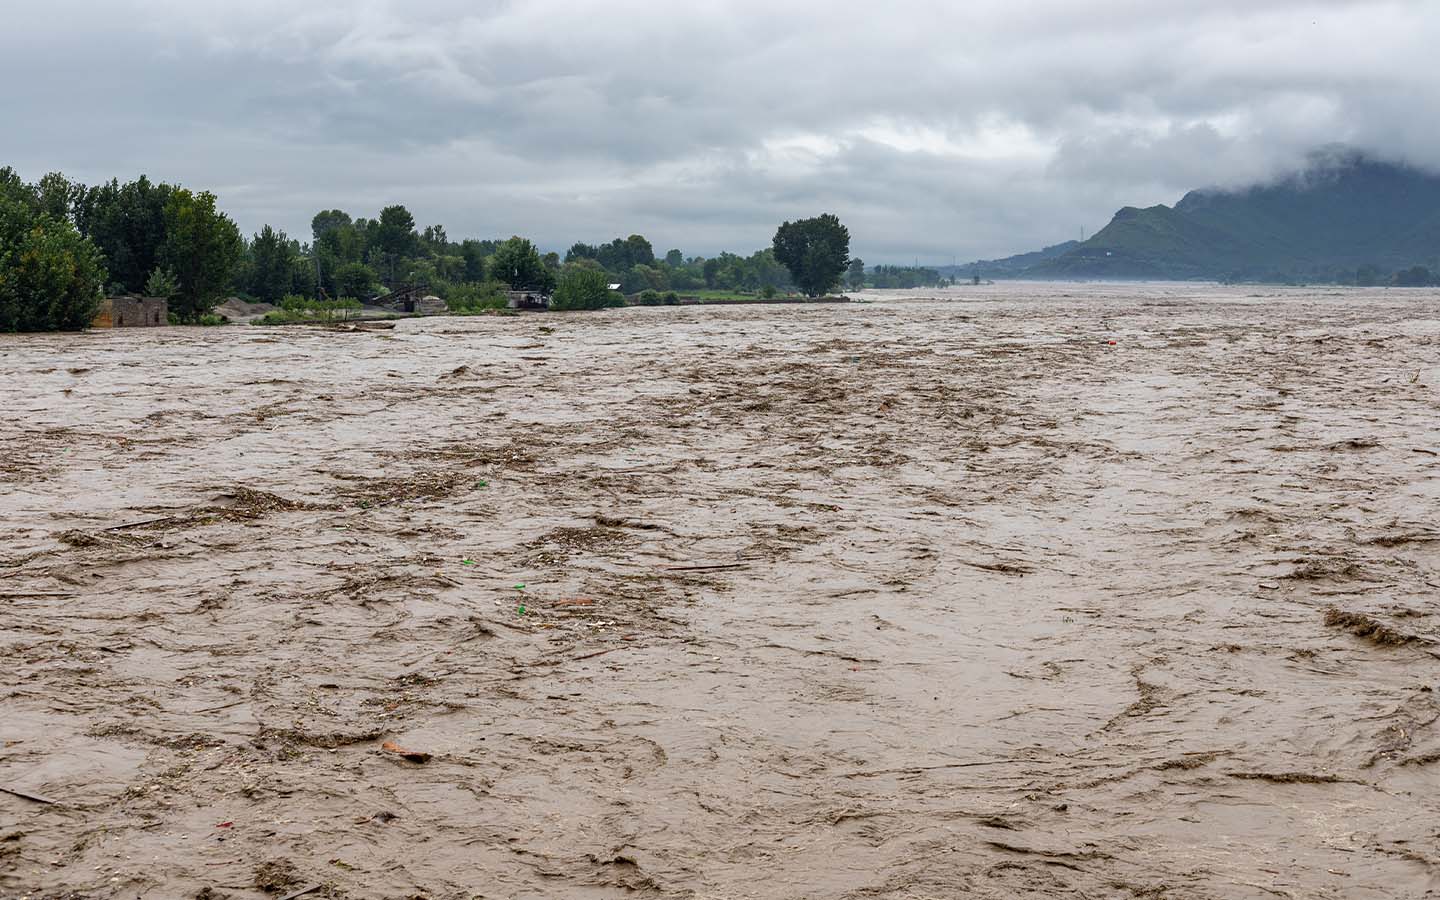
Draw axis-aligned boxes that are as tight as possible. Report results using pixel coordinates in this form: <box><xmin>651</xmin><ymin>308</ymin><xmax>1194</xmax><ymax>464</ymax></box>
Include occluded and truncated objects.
<box><xmin>2</xmin><ymin>283</ymin><xmax>1439</xmax><ymax>899</ymax></box>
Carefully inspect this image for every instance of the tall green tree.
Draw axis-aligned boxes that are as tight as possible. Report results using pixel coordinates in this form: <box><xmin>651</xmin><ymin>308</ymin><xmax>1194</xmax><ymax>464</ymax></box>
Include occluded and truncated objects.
<box><xmin>35</xmin><ymin>172</ymin><xmax>78</xmax><ymax>222</ymax></box>
<box><xmin>773</xmin><ymin>214</ymin><xmax>850</xmax><ymax>297</ymax></box>
<box><xmin>421</xmin><ymin>224</ymin><xmax>449</xmax><ymax>256</ymax></box>
<box><xmin>625</xmin><ymin>234</ymin><xmax>655</xmax><ymax>267</ymax></box>
<box><xmin>591</xmin><ymin>234</ymin><xmax>656</xmax><ymax>272</ymax></box>
<box><xmin>489</xmin><ymin>236</ymin><xmax>552</xmax><ymax>290</ymax></box>
<box><xmin>565</xmin><ymin>242</ymin><xmax>599</xmax><ymax>263</ymax></box>
<box><xmin>311</xmin><ymin>209</ymin><xmax>352</xmax><ymax>243</ymax></box>
<box><xmin>73</xmin><ymin>176</ymin><xmax>174</xmax><ymax>294</ymax></box>
<box><xmin>376</xmin><ymin>204</ymin><xmax>417</xmax><ymax>282</ymax></box>
<box><xmin>461</xmin><ymin>240</ymin><xmax>489</xmax><ymax>282</ymax></box>
<box><xmin>0</xmin><ymin>170</ymin><xmax>106</xmax><ymax>332</ymax></box>
<box><xmin>160</xmin><ymin>189</ymin><xmax>242</xmax><ymax>321</ymax></box>
<box><xmin>248</xmin><ymin>225</ymin><xmax>298</xmax><ymax>303</ymax></box>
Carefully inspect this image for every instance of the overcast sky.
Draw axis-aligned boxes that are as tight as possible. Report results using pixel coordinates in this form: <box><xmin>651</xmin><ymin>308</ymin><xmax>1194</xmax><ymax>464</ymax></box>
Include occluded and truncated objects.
<box><xmin>5</xmin><ymin>0</ymin><xmax>1438</xmax><ymax>263</ymax></box>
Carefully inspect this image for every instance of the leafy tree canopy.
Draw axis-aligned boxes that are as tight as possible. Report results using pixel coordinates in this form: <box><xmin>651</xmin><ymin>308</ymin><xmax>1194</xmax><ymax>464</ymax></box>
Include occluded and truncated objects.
<box><xmin>160</xmin><ymin>188</ymin><xmax>243</xmax><ymax>321</ymax></box>
<box><xmin>773</xmin><ymin>214</ymin><xmax>850</xmax><ymax>297</ymax></box>
<box><xmin>247</xmin><ymin>224</ymin><xmax>297</xmax><ymax>303</ymax></box>
<box><xmin>335</xmin><ymin>261</ymin><xmax>378</xmax><ymax>300</ymax></box>
<box><xmin>376</xmin><ymin>204</ymin><xmax>418</xmax><ymax>281</ymax></box>
<box><xmin>0</xmin><ymin>168</ymin><xmax>106</xmax><ymax>332</ymax></box>
<box><xmin>489</xmin><ymin>236</ymin><xmax>552</xmax><ymax>291</ymax></box>
<box><xmin>73</xmin><ymin>175</ymin><xmax>174</xmax><ymax>294</ymax></box>
<box><xmin>311</xmin><ymin>209</ymin><xmax>352</xmax><ymax>242</ymax></box>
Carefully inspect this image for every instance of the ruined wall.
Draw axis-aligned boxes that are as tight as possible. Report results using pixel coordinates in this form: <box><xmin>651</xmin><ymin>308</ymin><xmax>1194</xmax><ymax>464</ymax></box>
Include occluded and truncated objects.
<box><xmin>92</xmin><ymin>297</ymin><xmax>168</xmax><ymax>328</ymax></box>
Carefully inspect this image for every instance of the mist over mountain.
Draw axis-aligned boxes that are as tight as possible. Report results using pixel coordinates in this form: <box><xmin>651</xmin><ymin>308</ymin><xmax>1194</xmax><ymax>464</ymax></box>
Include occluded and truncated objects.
<box><xmin>973</xmin><ymin>151</ymin><xmax>1440</xmax><ymax>282</ymax></box>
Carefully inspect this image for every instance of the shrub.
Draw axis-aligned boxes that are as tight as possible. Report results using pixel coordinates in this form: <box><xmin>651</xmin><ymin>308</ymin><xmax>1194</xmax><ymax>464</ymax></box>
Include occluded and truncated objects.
<box><xmin>255</xmin><ymin>296</ymin><xmax>361</xmax><ymax>325</ymax></box>
<box><xmin>447</xmin><ymin>280</ymin><xmax>509</xmax><ymax>312</ymax></box>
<box><xmin>145</xmin><ymin>266</ymin><xmax>179</xmax><ymax>299</ymax></box>
<box><xmin>551</xmin><ymin>267</ymin><xmax>625</xmax><ymax>310</ymax></box>
<box><xmin>636</xmin><ymin>289</ymin><xmax>663</xmax><ymax>306</ymax></box>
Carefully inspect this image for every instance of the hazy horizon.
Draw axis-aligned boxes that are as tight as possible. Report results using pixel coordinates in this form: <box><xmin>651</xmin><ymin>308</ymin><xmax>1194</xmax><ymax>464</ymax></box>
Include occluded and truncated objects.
<box><xmin>6</xmin><ymin>0</ymin><xmax>1439</xmax><ymax>263</ymax></box>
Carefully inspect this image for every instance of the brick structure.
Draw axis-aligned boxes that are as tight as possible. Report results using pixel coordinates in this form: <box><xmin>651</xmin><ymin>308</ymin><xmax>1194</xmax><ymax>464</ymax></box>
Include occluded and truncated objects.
<box><xmin>93</xmin><ymin>296</ymin><xmax>168</xmax><ymax>328</ymax></box>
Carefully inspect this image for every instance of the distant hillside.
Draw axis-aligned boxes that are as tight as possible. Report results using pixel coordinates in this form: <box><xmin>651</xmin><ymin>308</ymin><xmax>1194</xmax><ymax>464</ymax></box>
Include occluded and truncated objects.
<box><xmin>1012</xmin><ymin>152</ymin><xmax>1440</xmax><ymax>280</ymax></box>
<box><xmin>948</xmin><ymin>240</ymin><xmax>1079</xmax><ymax>278</ymax></box>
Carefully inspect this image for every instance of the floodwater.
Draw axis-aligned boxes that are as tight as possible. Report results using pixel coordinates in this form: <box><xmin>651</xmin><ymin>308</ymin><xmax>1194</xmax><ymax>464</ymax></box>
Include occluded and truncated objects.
<box><xmin>2</xmin><ymin>282</ymin><xmax>1439</xmax><ymax>899</ymax></box>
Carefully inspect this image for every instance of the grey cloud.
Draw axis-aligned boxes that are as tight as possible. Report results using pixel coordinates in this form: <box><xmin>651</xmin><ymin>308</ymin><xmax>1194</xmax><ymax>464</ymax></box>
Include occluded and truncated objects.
<box><xmin>3</xmin><ymin>0</ymin><xmax>1438</xmax><ymax>261</ymax></box>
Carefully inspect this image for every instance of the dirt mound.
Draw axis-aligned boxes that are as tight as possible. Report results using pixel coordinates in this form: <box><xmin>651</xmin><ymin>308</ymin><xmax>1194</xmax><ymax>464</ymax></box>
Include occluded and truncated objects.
<box><xmin>211</xmin><ymin>296</ymin><xmax>276</xmax><ymax>322</ymax></box>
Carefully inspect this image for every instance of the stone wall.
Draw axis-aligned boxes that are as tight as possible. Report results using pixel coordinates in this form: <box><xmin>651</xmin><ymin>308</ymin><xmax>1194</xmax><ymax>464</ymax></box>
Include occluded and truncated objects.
<box><xmin>93</xmin><ymin>297</ymin><xmax>168</xmax><ymax>328</ymax></box>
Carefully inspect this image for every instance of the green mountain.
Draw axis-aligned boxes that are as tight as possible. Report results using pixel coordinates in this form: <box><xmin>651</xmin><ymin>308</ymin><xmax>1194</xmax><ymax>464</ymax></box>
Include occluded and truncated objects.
<box><xmin>1022</xmin><ymin>151</ymin><xmax>1440</xmax><ymax>280</ymax></box>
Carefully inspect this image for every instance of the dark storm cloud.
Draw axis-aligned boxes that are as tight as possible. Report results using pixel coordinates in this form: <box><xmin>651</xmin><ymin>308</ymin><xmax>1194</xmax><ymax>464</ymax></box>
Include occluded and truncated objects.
<box><xmin>4</xmin><ymin>0</ymin><xmax>1437</xmax><ymax>261</ymax></box>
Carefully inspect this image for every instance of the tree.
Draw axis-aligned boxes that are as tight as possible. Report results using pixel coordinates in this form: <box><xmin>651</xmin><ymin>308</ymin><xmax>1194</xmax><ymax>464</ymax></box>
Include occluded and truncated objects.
<box><xmin>564</xmin><ymin>257</ymin><xmax>606</xmax><ymax>275</ymax></box>
<box><xmin>847</xmin><ymin>257</ymin><xmax>865</xmax><ymax>290</ymax></box>
<box><xmin>625</xmin><ymin>263</ymin><xmax>669</xmax><ymax>293</ymax></box>
<box><xmin>421</xmin><ymin>224</ymin><xmax>449</xmax><ymax>255</ymax></box>
<box><xmin>565</xmin><ymin>242</ymin><xmax>599</xmax><ymax>263</ymax></box>
<box><xmin>159</xmin><ymin>188</ymin><xmax>242</xmax><ymax>321</ymax></box>
<box><xmin>311</xmin><ymin>209</ymin><xmax>352</xmax><ymax>243</ymax></box>
<box><xmin>551</xmin><ymin>266</ymin><xmax>624</xmax><ymax>310</ymax></box>
<box><xmin>376</xmin><ymin>204</ymin><xmax>417</xmax><ymax>282</ymax></box>
<box><xmin>460</xmin><ymin>240</ymin><xmax>489</xmax><ymax>283</ymax></box>
<box><xmin>144</xmin><ymin>266</ymin><xmax>179</xmax><ymax>299</ymax></box>
<box><xmin>335</xmin><ymin>261</ymin><xmax>378</xmax><ymax>300</ymax></box>
<box><xmin>289</xmin><ymin>250</ymin><xmax>319</xmax><ymax>299</ymax></box>
<box><xmin>773</xmin><ymin>214</ymin><xmax>850</xmax><ymax>297</ymax></box>
<box><xmin>489</xmin><ymin>236</ymin><xmax>551</xmax><ymax>290</ymax></box>
<box><xmin>592</xmin><ymin>234</ymin><xmax>655</xmax><ymax>272</ymax></box>
<box><xmin>0</xmin><ymin>172</ymin><xmax>106</xmax><ymax>332</ymax></box>
<box><xmin>35</xmin><ymin>172</ymin><xmax>78</xmax><ymax>222</ymax></box>
<box><xmin>73</xmin><ymin>176</ymin><xmax>173</xmax><ymax>294</ymax></box>
<box><xmin>625</xmin><ymin>234</ymin><xmax>655</xmax><ymax>267</ymax></box>
<box><xmin>664</xmin><ymin>248</ymin><xmax>684</xmax><ymax>267</ymax></box>
<box><xmin>248</xmin><ymin>225</ymin><xmax>297</xmax><ymax>303</ymax></box>
<box><xmin>311</xmin><ymin>212</ymin><xmax>362</xmax><ymax>296</ymax></box>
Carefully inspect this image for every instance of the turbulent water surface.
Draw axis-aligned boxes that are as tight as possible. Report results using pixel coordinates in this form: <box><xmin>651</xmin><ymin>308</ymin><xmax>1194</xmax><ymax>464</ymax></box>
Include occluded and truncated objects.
<box><xmin>2</xmin><ymin>283</ymin><xmax>1439</xmax><ymax>899</ymax></box>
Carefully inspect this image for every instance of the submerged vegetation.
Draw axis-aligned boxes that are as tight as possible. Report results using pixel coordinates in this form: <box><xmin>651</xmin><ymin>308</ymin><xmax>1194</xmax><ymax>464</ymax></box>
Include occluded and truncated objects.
<box><xmin>253</xmin><ymin>296</ymin><xmax>363</xmax><ymax>325</ymax></box>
